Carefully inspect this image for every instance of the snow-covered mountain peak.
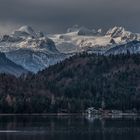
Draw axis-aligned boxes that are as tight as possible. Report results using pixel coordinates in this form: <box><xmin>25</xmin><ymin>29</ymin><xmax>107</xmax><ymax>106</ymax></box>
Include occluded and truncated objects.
<box><xmin>12</xmin><ymin>25</ymin><xmax>37</xmax><ymax>38</ymax></box>
<box><xmin>77</xmin><ymin>26</ymin><xmax>97</xmax><ymax>36</ymax></box>
<box><xmin>0</xmin><ymin>25</ymin><xmax>59</xmax><ymax>53</ymax></box>
<box><xmin>18</xmin><ymin>26</ymin><xmax>34</xmax><ymax>33</ymax></box>
<box><xmin>67</xmin><ymin>25</ymin><xmax>98</xmax><ymax>36</ymax></box>
<box><xmin>67</xmin><ymin>25</ymin><xmax>79</xmax><ymax>33</ymax></box>
<box><xmin>106</xmin><ymin>26</ymin><xmax>126</xmax><ymax>37</ymax></box>
<box><xmin>106</xmin><ymin>26</ymin><xmax>137</xmax><ymax>42</ymax></box>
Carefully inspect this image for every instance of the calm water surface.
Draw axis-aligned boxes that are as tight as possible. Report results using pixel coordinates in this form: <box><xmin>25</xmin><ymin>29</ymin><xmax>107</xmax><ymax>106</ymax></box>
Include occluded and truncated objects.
<box><xmin>0</xmin><ymin>115</ymin><xmax>140</xmax><ymax>140</ymax></box>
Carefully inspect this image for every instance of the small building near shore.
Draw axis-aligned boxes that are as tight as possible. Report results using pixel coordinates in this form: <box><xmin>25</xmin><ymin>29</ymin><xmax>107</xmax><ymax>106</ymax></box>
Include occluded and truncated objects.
<box><xmin>85</xmin><ymin>107</ymin><xmax>99</xmax><ymax>114</ymax></box>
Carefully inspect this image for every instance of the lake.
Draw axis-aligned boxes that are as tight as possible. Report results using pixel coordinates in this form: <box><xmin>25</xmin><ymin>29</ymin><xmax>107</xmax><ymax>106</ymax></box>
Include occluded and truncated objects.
<box><xmin>0</xmin><ymin>115</ymin><xmax>140</xmax><ymax>140</ymax></box>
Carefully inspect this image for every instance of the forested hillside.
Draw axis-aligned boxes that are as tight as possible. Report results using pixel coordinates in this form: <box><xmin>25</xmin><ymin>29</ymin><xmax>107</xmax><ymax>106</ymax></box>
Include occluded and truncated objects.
<box><xmin>0</xmin><ymin>53</ymin><xmax>140</xmax><ymax>113</ymax></box>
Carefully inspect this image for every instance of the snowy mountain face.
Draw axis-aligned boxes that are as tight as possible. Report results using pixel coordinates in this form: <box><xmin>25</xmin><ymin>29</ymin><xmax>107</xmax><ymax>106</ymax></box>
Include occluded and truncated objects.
<box><xmin>105</xmin><ymin>40</ymin><xmax>140</xmax><ymax>55</ymax></box>
<box><xmin>0</xmin><ymin>25</ymin><xmax>140</xmax><ymax>75</ymax></box>
<box><xmin>0</xmin><ymin>52</ymin><xmax>28</xmax><ymax>76</ymax></box>
<box><xmin>67</xmin><ymin>25</ymin><xmax>104</xmax><ymax>36</ymax></box>
<box><xmin>15</xmin><ymin>26</ymin><xmax>37</xmax><ymax>38</ymax></box>
<box><xmin>0</xmin><ymin>26</ymin><xmax>67</xmax><ymax>73</ymax></box>
<box><xmin>6</xmin><ymin>49</ymin><xmax>67</xmax><ymax>73</ymax></box>
<box><xmin>0</xmin><ymin>26</ymin><xmax>58</xmax><ymax>53</ymax></box>
<box><xmin>106</xmin><ymin>26</ymin><xmax>138</xmax><ymax>42</ymax></box>
<box><xmin>49</xmin><ymin>26</ymin><xmax>140</xmax><ymax>55</ymax></box>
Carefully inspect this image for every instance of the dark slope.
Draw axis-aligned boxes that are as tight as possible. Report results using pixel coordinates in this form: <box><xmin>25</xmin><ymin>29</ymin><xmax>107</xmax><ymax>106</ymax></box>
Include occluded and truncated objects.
<box><xmin>0</xmin><ymin>52</ymin><xmax>28</xmax><ymax>76</ymax></box>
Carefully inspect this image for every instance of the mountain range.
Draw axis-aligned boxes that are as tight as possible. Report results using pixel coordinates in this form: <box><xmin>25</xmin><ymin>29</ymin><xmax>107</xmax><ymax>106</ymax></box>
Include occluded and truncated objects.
<box><xmin>0</xmin><ymin>25</ymin><xmax>140</xmax><ymax>75</ymax></box>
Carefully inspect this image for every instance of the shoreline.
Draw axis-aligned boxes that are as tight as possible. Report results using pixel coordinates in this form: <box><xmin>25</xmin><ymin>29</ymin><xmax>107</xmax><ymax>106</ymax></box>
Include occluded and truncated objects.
<box><xmin>0</xmin><ymin>113</ymin><xmax>82</xmax><ymax>116</ymax></box>
<box><xmin>0</xmin><ymin>112</ymin><xmax>139</xmax><ymax>117</ymax></box>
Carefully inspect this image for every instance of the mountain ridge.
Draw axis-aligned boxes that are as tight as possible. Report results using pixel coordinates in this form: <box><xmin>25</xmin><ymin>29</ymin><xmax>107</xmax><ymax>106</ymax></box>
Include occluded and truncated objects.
<box><xmin>0</xmin><ymin>25</ymin><xmax>140</xmax><ymax>74</ymax></box>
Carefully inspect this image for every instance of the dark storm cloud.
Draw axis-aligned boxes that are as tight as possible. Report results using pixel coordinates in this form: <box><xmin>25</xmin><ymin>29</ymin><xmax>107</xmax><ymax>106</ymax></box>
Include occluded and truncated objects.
<box><xmin>0</xmin><ymin>0</ymin><xmax>140</xmax><ymax>34</ymax></box>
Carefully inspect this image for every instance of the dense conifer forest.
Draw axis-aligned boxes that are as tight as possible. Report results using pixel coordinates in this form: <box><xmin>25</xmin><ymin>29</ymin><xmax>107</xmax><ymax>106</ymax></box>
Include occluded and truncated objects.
<box><xmin>0</xmin><ymin>53</ymin><xmax>140</xmax><ymax>113</ymax></box>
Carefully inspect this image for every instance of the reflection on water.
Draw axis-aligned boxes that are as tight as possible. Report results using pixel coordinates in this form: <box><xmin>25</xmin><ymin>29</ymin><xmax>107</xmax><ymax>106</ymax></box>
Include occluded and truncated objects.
<box><xmin>0</xmin><ymin>115</ymin><xmax>140</xmax><ymax>140</ymax></box>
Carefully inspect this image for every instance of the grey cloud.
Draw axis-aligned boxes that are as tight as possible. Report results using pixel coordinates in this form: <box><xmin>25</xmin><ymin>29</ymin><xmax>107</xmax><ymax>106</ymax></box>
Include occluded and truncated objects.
<box><xmin>0</xmin><ymin>0</ymin><xmax>140</xmax><ymax>34</ymax></box>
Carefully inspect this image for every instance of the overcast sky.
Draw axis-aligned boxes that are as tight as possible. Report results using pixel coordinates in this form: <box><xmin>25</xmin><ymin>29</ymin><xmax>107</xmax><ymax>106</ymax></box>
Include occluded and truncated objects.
<box><xmin>0</xmin><ymin>0</ymin><xmax>140</xmax><ymax>34</ymax></box>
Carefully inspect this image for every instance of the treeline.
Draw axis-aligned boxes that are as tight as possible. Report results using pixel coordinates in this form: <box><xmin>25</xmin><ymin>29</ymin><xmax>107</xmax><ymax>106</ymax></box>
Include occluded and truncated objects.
<box><xmin>0</xmin><ymin>52</ymin><xmax>140</xmax><ymax>113</ymax></box>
